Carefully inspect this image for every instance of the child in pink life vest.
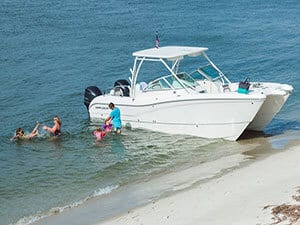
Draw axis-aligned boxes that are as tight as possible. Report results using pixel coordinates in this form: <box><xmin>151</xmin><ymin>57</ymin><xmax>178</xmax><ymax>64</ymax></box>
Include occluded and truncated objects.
<box><xmin>93</xmin><ymin>127</ymin><xmax>106</xmax><ymax>140</ymax></box>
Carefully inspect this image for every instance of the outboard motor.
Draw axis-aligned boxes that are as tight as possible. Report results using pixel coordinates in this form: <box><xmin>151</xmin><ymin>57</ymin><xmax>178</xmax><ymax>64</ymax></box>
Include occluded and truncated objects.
<box><xmin>113</xmin><ymin>79</ymin><xmax>130</xmax><ymax>97</ymax></box>
<box><xmin>84</xmin><ymin>86</ymin><xmax>102</xmax><ymax>109</ymax></box>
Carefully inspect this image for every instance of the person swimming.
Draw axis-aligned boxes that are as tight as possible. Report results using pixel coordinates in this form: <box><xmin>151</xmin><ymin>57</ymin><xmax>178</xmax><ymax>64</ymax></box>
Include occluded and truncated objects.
<box><xmin>43</xmin><ymin>115</ymin><xmax>62</xmax><ymax>137</ymax></box>
<box><xmin>11</xmin><ymin>121</ymin><xmax>40</xmax><ymax>140</ymax></box>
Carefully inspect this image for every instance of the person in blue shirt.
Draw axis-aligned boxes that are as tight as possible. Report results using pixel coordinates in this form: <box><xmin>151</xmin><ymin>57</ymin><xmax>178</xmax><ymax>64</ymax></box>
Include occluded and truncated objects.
<box><xmin>104</xmin><ymin>102</ymin><xmax>122</xmax><ymax>134</ymax></box>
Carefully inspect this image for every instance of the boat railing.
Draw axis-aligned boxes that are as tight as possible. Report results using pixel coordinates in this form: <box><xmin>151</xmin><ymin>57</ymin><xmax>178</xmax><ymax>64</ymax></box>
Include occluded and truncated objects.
<box><xmin>143</xmin><ymin>74</ymin><xmax>179</xmax><ymax>92</ymax></box>
<box><xmin>142</xmin><ymin>72</ymin><xmax>206</xmax><ymax>93</ymax></box>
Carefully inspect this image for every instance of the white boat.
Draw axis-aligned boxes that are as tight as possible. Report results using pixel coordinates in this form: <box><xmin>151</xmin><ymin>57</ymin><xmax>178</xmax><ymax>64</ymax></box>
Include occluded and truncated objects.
<box><xmin>84</xmin><ymin>46</ymin><xmax>292</xmax><ymax>140</ymax></box>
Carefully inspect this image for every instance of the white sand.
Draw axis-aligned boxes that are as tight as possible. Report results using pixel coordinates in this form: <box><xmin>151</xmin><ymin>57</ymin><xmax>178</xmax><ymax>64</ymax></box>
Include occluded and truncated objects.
<box><xmin>96</xmin><ymin>145</ymin><xmax>300</xmax><ymax>225</ymax></box>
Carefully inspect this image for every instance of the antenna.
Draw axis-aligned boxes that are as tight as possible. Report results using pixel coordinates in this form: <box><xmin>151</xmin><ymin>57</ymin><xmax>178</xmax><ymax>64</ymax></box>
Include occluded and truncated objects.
<box><xmin>155</xmin><ymin>31</ymin><xmax>160</xmax><ymax>48</ymax></box>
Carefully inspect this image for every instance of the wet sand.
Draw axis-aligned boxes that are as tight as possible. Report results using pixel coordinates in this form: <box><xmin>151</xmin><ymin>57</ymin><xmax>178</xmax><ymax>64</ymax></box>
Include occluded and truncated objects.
<box><xmin>96</xmin><ymin>138</ymin><xmax>300</xmax><ymax>225</ymax></box>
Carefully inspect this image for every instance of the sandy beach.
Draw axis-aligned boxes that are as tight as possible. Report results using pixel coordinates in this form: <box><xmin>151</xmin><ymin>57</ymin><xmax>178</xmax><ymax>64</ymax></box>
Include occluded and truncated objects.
<box><xmin>96</xmin><ymin>142</ymin><xmax>300</xmax><ymax>225</ymax></box>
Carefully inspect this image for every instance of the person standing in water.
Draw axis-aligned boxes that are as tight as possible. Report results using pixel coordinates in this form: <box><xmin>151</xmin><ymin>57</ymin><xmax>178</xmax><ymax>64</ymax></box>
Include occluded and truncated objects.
<box><xmin>104</xmin><ymin>102</ymin><xmax>122</xmax><ymax>134</ymax></box>
<box><xmin>43</xmin><ymin>115</ymin><xmax>62</xmax><ymax>137</ymax></box>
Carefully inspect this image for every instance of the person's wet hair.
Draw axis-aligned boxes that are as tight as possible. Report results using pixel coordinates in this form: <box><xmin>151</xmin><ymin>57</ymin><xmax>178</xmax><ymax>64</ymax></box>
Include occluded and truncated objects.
<box><xmin>53</xmin><ymin>115</ymin><xmax>62</xmax><ymax>125</ymax></box>
<box><xmin>96</xmin><ymin>127</ymin><xmax>103</xmax><ymax>132</ymax></box>
<box><xmin>16</xmin><ymin>128</ymin><xmax>24</xmax><ymax>136</ymax></box>
<box><xmin>108</xmin><ymin>102</ymin><xmax>114</xmax><ymax>109</ymax></box>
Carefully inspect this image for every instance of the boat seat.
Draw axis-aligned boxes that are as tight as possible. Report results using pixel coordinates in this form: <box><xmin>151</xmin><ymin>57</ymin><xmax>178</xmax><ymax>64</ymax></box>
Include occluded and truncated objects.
<box><xmin>139</xmin><ymin>82</ymin><xmax>147</xmax><ymax>90</ymax></box>
<box><xmin>110</xmin><ymin>86</ymin><xmax>130</xmax><ymax>96</ymax></box>
<box><xmin>136</xmin><ymin>82</ymin><xmax>147</xmax><ymax>91</ymax></box>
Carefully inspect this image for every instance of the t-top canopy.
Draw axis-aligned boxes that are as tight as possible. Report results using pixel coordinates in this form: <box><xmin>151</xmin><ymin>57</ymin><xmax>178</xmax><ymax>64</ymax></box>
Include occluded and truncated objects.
<box><xmin>132</xmin><ymin>46</ymin><xmax>208</xmax><ymax>61</ymax></box>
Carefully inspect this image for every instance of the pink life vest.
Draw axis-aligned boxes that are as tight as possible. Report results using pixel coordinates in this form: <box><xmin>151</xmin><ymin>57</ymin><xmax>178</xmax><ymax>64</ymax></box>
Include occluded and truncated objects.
<box><xmin>93</xmin><ymin>130</ymin><xmax>106</xmax><ymax>140</ymax></box>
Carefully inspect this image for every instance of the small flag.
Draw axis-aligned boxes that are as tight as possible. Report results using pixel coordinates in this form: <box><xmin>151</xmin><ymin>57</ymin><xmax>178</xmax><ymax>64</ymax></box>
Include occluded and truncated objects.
<box><xmin>155</xmin><ymin>31</ymin><xmax>159</xmax><ymax>48</ymax></box>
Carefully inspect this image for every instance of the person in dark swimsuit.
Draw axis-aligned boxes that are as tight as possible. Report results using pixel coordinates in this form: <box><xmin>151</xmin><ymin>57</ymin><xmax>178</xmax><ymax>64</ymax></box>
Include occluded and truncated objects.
<box><xmin>43</xmin><ymin>115</ymin><xmax>61</xmax><ymax>137</ymax></box>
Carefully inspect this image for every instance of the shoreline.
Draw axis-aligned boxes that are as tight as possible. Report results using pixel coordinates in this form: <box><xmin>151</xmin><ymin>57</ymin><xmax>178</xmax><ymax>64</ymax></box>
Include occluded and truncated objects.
<box><xmin>96</xmin><ymin>141</ymin><xmax>300</xmax><ymax>225</ymax></box>
<box><xmin>29</xmin><ymin>132</ymin><xmax>300</xmax><ymax>225</ymax></box>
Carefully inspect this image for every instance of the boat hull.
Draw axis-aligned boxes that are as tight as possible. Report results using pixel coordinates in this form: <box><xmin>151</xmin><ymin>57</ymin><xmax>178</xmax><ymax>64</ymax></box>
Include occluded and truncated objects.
<box><xmin>246</xmin><ymin>83</ymin><xmax>293</xmax><ymax>131</ymax></box>
<box><xmin>89</xmin><ymin>93</ymin><xmax>265</xmax><ymax>141</ymax></box>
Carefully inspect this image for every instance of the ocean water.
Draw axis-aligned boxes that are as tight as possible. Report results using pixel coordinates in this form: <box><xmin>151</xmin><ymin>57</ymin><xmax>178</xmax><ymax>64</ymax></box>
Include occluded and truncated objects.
<box><xmin>0</xmin><ymin>0</ymin><xmax>299</xmax><ymax>224</ymax></box>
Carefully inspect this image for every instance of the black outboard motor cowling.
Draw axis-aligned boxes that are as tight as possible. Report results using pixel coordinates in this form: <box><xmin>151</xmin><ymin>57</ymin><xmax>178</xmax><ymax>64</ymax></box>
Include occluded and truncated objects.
<box><xmin>84</xmin><ymin>86</ymin><xmax>102</xmax><ymax>109</ymax></box>
<box><xmin>114</xmin><ymin>79</ymin><xmax>130</xmax><ymax>87</ymax></box>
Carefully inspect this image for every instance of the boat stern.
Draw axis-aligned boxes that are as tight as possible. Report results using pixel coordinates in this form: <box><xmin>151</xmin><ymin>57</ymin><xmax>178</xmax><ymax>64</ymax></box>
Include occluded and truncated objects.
<box><xmin>246</xmin><ymin>83</ymin><xmax>293</xmax><ymax>131</ymax></box>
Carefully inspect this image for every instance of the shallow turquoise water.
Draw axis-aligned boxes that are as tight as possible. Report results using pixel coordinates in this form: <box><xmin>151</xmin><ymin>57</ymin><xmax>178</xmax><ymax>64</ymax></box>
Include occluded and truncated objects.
<box><xmin>0</xmin><ymin>0</ymin><xmax>299</xmax><ymax>224</ymax></box>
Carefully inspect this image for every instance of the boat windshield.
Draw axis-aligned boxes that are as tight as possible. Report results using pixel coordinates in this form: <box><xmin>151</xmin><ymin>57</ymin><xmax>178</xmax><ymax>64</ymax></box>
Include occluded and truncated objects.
<box><xmin>190</xmin><ymin>64</ymin><xmax>221</xmax><ymax>81</ymax></box>
<box><xmin>144</xmin><ymin>73</ymin><xmax>199</xmax><ymax>91</ymax></box>
<box><xmin>176</xmin><ymin>73</ymin><xmax>199</xmax><ymax>88</ymax></box>
<box><xmin>144</xmin><ymin>75</ymin><xmax>174</xmax><ymax>91</ymax></box>
<box><xmin>190</xmin><ymin>64</ymin><xmax>232</xmax><ymax>88</ymax></box>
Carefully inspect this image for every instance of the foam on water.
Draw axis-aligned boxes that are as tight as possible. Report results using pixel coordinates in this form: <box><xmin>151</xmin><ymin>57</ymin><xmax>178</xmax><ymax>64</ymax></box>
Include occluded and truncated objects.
<box><xmin>12</xmin><ymin>185</ymin><xmax>119</xmax><ymax>225</ymax></box>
